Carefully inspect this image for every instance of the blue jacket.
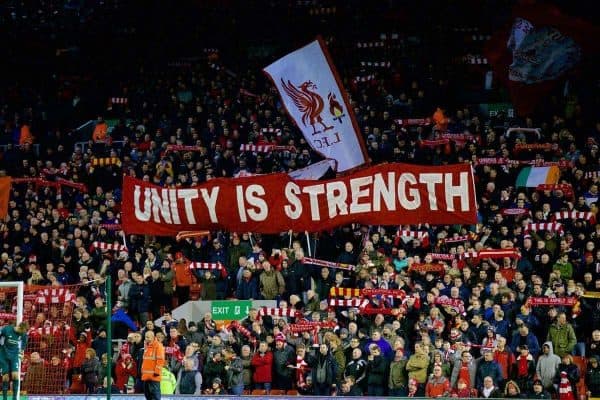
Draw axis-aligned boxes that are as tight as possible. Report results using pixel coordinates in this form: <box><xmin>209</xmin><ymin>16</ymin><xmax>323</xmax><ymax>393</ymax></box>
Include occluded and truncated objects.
<box><xmin>236</xmin><ymin>277</ymin><xmax>259</xmax><ymax>300</ymax></box>
<box><xmin>128</xmin><ymin>282</ymin><xmax>151</xmax><ymax>314</ymax></box>
<box><xmin>111</xmin><ymin>309</ymin><xmax>138</xmax><ymax>332</ymax></box>
<box><xmin>510</xmin><ymin>332</ymin><xmax>540</xmax><ymax>358</ymax></box>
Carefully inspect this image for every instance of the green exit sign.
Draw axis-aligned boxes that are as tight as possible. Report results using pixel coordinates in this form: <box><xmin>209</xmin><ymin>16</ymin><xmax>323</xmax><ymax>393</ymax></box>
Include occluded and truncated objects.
<box><xmin>211</xmin><ymin>300</ymin><xmax>251</xmax><ymax>321</ymax></box>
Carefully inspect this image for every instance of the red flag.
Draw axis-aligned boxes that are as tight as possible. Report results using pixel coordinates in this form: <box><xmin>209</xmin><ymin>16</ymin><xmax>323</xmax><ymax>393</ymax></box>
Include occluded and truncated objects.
<box><xmin>0</xmin><ymin>177</ymin><xmax>10</xmax><ymax>219</ymax></box>
<box><xmin>486</xmin><ymin>2</ymin><xmax>600</xmax><ymax>116</ymax></box>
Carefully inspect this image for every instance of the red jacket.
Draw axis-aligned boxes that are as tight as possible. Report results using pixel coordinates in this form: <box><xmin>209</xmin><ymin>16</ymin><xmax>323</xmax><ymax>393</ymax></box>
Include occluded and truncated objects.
<box><xmin>251</xmin><ymin>351</ymin><xmax>273</xmax><ymax>383</ymax></box>
<box><xmin>115</xmin><ymin>359</ymin><xmax>137</xmax><ymax>390</ymax></box>
<box><xmin>425</xmin><ymin>376</ymin><xmax>451</xmax><ymax>398</ymax></box>
<box><xmin>73</xmin><ymin>331</ymin><xmax>92</xmax><ymax>368</ymax></box>
<box><xmin>494</xmin><ymin>348</ymin><xmax>515</xmax><ymax>380</ymax></box>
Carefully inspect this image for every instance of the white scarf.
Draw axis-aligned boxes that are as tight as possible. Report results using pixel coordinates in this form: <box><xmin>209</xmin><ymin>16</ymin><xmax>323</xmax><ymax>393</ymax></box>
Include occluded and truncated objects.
<box><xmin>483</xmin><ymin>386</ymin><xmax>495</xmax><ymax>398</ymax></box>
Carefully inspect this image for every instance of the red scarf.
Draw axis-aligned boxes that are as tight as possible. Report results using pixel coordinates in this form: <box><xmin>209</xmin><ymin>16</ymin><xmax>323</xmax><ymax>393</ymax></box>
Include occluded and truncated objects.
<box><xmin>458</xmin><ymin>363</ymin><xmax>471</xmax><ymax>387</ymax></box>
<box><xmin>518</xmin><ymin>356</ymin><xmax>528</xmax><ymax>376</ymax></box>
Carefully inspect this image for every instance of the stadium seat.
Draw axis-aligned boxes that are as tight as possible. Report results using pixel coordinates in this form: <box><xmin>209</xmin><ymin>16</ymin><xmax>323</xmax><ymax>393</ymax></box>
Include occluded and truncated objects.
<box><xmin>251</xmin><ymin>389</ymin><xmax>268</xmax><ymax>395</ymax></box>
<box><xmin>573</xmin><ymin>355</ymin><xmax>587</xmax><ymax>376</ymax></box>
<box><xmin>243</xmin><ymin>389</ymin><xmax>251</xmax><ymax>395</ymax></box>
<box><xmin>286</xmin><ymin>389</ymin><xmax>299</xmax><ymax>395</ymax></box>
<box><xmin>269</xmin><ymin>389</ymin><xmax>286</xmax><ymax>395</ymax></box>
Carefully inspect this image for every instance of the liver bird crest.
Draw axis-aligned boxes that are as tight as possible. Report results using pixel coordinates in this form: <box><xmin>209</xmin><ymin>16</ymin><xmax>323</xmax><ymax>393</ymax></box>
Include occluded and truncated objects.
<box><xmin>281</xmin><ymin>79</ymin><xmax>333</xmax><ymax>135</ymax></box>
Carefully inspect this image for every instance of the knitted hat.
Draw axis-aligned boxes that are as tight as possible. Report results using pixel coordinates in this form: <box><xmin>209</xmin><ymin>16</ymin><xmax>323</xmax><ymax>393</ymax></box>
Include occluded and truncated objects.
<box><xmin>275</xmin><ymin>333</ymin><xmax>286</xmax><ymax>342</ymax></box>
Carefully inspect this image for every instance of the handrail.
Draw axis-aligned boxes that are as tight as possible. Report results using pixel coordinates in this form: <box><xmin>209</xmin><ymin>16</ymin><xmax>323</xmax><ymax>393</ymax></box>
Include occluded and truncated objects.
<box><xmin>74</xmin><ymin>140</ymin><xmax>125</xmax><ymax>154</ymax></box>
<box><xmin>0</xmin><ymin>143</ymin><xmax>40</xmax><ymax>157</ymax></box>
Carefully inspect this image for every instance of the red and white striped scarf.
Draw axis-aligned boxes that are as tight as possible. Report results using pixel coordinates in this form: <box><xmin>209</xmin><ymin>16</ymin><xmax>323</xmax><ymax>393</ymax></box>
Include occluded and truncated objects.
<box><xmin>435</xmin><ymin>296</ymin><xmax>465</xmax><ymax>314</ymax></box>
<box><xmin>303</xmin><ymin>257</ymin><xmax>355</xmax><ymax>271</ymax></box>
<box><xmin>91</xmin><ymin>241</ymin><xmax>128</xmax><ymax>252</ymax></box>
<box><xmin>362</xmin><ymin>288</ymin><xmax>406</xmax><ymax>299</ymax></box>
<box><xmin>328</xmin><ymin>298</ymin><xmax>369</xmax><ymax>308</ymax></box>
<box><xmin>228</xmin><ymin>321</ymin><xmax>257</xmax><ymax>348</ymax></box>
<box><xmin>239</xmin><ymin>144</ymin><xmax>296</xmax><ymax>153</ymax></box>
<box><xmin>443</xmin><ymin>233</ymin><xmax>476</xmax><ymax>243</ymax></box>
<box><xmin>421</xmin><ymin>139</ymin><xmax>450</xmax><ymax>147</ymax></box>
<box><xmin>258</xmin><ymin>307</ymin><xmax>298</xmax><ymax>318</ymax></box>
<box><xmin>440</xmin><ymin>133</ymin><xmax>478</xmax><ymax>144</ymax></box>
<box><xmin>189</xmin><ymin>262</ymin><xmax>223</xmax><ymax>271</ymax></box>
<box><xmin>428</xmin><ymin>253</ymin><xmax>456</xmax><ymax>261</ymax></box>
<box><xmin>165</xmin><ymin>145</ymin><xmax>202</xmax><ymax>153</ymax></box>
<box><xmin>288</xmin><ymin>321</ymin><xmax>336</xmax><ymax>333</ymax></box>
<box><xmin>36</xmin><ymin>288</ymin><xmax>76</xmax><ymax>304</ymax></box>
<box><xmin>525</xmin><ymin>222</ymin><xmax>564</xmax><ymax>236</ymax></box>
<box><xmin>554</xmin><ymin>210</ymin><xmax>594</xmax><ymax>222</ymax></box>
<box><xmin>165</xmin><ymin>344</ymin><xmax>184</xmax><ymax>362</ymax></box>
<box><xmin>295</xmin><ymin>355</ymin><xmax>310</xmax><ymax>389</ymax></box>
<box><xmin>396</xmin><ymin>230</ymin><xmax>429</xmax><ymax>239</ymax></box>
<box><xmin>356</xmin><ymin>41</ymin><xmax>385</xmax><ymax>48</ymax></box>
<box><xmin>394</xmin><ymin>118</ymin><xmax>431</xmax><ymax>126</ymax></box>
<box><xmin>352</xmin><ymin>74</ymin><xmax>375</xmax><ymax>84</ymax></box>
<box><xmin>558</xmin><ymin>372</ymin><xmax>574</xmax><ymax>400</ymax></box>
<box><xmin>461</xmin><ymin>249</ymin><xmax>521</xmax><ymax>260</ymax></box>
<box><xmin>360</xmin><ymin>61</ymin><xmax>391</xmax><ymax>68</ymax></box>
<box><xmin>501</xmin><ymin>208</ymin><xmax>531</xmax><ymax>216</ymax></box>
<box><xmin>109</xmin><ymin>97</ymin><xmax>128</xmax><ymax>105</ymax></box>
<box><xmin>261</xmin><ymin>128</ymin><xmax>282</xmax><ymax>136</ymax></box>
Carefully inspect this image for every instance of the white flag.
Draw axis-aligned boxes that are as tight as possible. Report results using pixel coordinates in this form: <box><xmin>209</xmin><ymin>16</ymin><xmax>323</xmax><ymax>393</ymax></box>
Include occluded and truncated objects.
<box><xmin>287</xmin><ymin>159</ymin><xmax>337</xmax><ymax>180</ymax></box>
<box><xmin>264</xmin><ymin>38</ymin><xmax>368</xmax><ymax>172</ymax></box>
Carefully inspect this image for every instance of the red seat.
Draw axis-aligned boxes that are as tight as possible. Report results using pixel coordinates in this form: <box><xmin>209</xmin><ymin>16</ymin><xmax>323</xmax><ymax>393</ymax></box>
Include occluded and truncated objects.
<box><xmin>251</xmin><ymin>389</ymin><xmax>267</xmax><ymax>395</ymax></box>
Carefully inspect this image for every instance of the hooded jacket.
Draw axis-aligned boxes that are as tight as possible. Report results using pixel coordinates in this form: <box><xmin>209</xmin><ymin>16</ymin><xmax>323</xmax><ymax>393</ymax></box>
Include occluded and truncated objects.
<box><xmin>536</xmin><ymin>342</ymin><xmax>561</xmax><ymax>389</ymax></box>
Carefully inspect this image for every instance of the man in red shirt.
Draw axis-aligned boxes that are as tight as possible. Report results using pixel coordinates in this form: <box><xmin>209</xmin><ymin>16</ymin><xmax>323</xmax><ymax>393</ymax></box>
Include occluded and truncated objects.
<box><xmin>493</xmin><ymin>336</ymin><xmax>515</xmax><ymax>381</ymax></box>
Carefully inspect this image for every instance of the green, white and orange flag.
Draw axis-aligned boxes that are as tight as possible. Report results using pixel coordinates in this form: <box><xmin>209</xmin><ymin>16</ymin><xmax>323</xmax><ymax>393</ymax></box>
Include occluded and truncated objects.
<box><xmin>516</xmin><ymin>166</ymin><xmax>559</xmax><ymax>187</ymax></box>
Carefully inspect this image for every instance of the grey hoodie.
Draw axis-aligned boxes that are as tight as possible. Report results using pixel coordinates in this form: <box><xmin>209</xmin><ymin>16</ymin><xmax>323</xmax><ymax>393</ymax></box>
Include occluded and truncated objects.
<box><xmin>536</xmin><ymin>341</ymin><xmax>561</xmax><ymax>389</ymax></box>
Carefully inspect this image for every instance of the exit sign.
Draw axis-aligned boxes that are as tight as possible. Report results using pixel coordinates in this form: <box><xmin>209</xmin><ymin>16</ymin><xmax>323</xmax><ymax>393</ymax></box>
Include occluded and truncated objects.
<box><xmin>211</xmin><ymin>300</ymin><xmax>251</xmax><ymax>321</ymax></box>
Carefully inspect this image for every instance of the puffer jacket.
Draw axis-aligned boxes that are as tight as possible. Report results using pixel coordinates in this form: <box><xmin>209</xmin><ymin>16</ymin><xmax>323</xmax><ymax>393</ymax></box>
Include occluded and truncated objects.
<box><xmin>406</xmin><ymin>352</ymin><xmax>429</xmax><ymax>384</ymax></box>
<box><xmin>225</xmin><ymin>357</ymin><xmax>244</xmax><ymax>389</ymax></box>
<box><xmin>547</xmin><ymin>321</ymin><xmax>577</xmax><ymax>357</ymax></box>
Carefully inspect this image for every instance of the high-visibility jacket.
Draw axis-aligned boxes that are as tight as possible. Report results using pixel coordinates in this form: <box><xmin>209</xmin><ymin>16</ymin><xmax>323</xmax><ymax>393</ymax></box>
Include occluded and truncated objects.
<box><xmin>160</xmin><ymin>367</ymin><xmax>177</xmax><ymax>394</ymax></box>
<box><xmin>141</xmin><ymin>339</ymin><xmax>165</xmax><ymax>382</ymax></box>
<box><xmin>92</xmin><ymin>121</ymin><xmax>108</xmax><ymax>142</ymax></box>
<box><xmin>19</xmin><ymin>124</ymin><xmax>34</xmax><ymax>145</ymax></box>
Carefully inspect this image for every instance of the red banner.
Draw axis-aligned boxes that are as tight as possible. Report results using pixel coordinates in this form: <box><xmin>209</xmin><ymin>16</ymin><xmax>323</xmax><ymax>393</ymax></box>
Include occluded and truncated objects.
<box><xmin>527</xmin><ymin>297</ymin><xmax>577</xmax><ymax>306</ymax></box>
<box><xmin>121</xmin><ymin>163</ymin><xmax>477</xmax><ymax>235</ymax></box>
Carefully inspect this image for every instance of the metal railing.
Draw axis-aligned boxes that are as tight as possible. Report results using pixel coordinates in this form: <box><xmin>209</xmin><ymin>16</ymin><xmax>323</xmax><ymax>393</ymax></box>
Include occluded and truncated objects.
<box><xmin>74</xmin><ymin>140</ymin><xmax>126</xmax><ymax>154</ymax></box>
<box><xmin>0</xmin><ymin>143</ymin><xmax>41</xmax><ymax>157</ymax></box>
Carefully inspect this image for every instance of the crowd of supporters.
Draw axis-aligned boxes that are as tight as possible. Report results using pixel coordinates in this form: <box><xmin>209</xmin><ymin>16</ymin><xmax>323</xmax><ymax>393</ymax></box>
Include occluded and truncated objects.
<box><xmin>1</xmin><ymin>1</ymin><xmax>600</xmax><ymax>398</ymax></box>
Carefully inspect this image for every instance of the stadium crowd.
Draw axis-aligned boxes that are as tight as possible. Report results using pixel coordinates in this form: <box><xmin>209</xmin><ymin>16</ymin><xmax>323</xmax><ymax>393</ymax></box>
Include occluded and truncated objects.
<box><xmin>1</xmin><ymin>1</ymin><xmax>600</xmax><ymax>399</ymax></box>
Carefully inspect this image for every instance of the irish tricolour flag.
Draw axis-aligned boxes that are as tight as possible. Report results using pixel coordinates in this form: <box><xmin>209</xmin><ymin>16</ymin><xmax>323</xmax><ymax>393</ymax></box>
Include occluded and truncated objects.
<box><xmin>516</xmin><ymin>166</ymin><xmax>560</xmax><ymax>187</ymax></box>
